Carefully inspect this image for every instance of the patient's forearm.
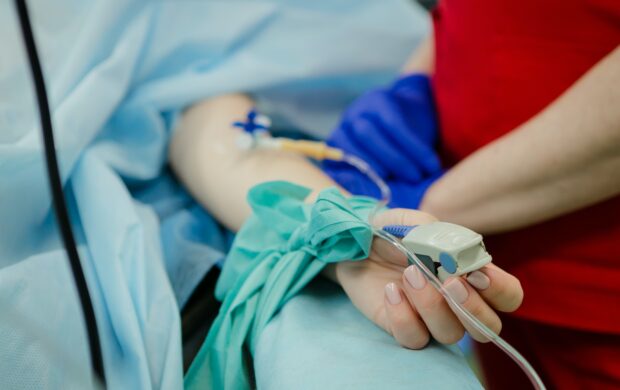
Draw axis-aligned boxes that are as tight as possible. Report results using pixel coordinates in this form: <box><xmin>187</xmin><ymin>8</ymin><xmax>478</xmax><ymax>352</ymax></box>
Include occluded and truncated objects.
<box><xmin>169</xmin><ymin>94</ymin><xmax>336</xmax><ymax>231</ymax></box>
<box><xmin>420</xmin><ymin>47</ymin><xmax>620</xmax><ymax>233</ymax></box>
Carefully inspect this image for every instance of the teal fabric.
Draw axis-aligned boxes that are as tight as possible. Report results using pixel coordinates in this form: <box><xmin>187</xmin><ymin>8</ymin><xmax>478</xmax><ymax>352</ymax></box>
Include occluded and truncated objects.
<box><xmin>185</xmin><ymin>181</ymin><xmax>378</xmax><ymax>389</ymax></box>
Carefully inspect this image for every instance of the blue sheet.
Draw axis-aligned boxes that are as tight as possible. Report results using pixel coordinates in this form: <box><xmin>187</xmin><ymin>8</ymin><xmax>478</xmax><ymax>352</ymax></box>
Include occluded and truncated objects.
<box><xmin>256</xmin><ymin>278</ymin><xmax>482</xmax><ymax>390</ymax></box>
<box><xmin>0</xmin><ymin>0</ymin><xmax>433</xmax><ymax>388</ymax></box>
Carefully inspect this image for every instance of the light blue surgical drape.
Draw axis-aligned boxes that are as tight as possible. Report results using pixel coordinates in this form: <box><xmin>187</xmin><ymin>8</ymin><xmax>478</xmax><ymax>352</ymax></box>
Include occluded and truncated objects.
<box><xmin>0</xmin><ymin>1</ymin><xmax>429</xmax><ymax>388</ymax></box>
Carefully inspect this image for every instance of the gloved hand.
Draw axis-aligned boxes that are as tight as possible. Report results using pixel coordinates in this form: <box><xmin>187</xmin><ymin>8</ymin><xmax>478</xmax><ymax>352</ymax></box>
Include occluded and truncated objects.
<box><xmin>387</xmin><ymin>173</ymin><xmax>443</xmax><ymax>209</ymax></box>
<box><xmin>322</xmin><ymin>74</ymin><xmax>444</xmax><ymax>208</ymax></box>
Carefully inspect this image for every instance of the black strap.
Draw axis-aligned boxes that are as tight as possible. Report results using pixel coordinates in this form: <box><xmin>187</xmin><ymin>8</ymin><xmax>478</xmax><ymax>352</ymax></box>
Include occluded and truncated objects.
<box><xmin>13</xmin><ymin>0</ymin><xmax>106</xmax><ymax>386</ymax></box>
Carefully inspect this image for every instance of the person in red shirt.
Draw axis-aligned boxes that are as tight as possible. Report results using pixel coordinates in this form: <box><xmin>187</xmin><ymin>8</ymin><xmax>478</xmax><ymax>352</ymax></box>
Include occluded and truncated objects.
<box><xmin>324</xmin><ymin>0</ymin><xmax>620</xmax><ymax>388</ymax></box>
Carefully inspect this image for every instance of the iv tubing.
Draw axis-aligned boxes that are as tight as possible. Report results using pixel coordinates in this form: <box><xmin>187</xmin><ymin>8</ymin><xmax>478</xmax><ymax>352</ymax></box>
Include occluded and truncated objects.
<box><xmin>278</xmin><ymin>138</ymin><xmax>344</xmax><ymax>161</ymax></box>
<box><xmin>241</xmin><ymin>122</ymin><xmax>545</xmax><ymax>389</ymax></box>
<box><xmin>373</xmin><ymin>229</ymin><xmax>545</xmax><ymax>390</ymax></box>
<box><xmin>341</xmin><ymin>152</ymin><xmax>545</xmax><ymax>390</ymax></box>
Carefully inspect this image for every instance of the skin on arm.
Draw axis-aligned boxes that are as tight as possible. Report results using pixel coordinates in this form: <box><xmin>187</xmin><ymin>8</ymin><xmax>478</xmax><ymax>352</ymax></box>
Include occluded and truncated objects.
<box><xmin>168</xmin><ymin>90</ymin><xmax>523</xmax><ymax>349</ymax></box>
<box><xmin>167</xmin><ymin>25</ymin><xmax>522</xmax><ymax>350</ymax></box>
<box><xmin>168</xmin><ymin>28</ymin><xmax>434</xmax><ymax>231</ymax></box>
<box><xmin>169</xmin><ymin>94</ymin><xmax>334</xmax><ymax>232</ymax></box>
<box><xmin>420</xmin><ymin>46</ymin><xmax>620</xmax><ymax>233</ymax></box>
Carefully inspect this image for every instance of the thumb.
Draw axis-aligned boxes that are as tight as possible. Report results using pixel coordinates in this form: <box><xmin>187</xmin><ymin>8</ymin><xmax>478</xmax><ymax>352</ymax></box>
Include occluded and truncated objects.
<box><xmin>371</xmin><ymin>208</ymin><xmax>437</xmax><ymax>229</ymax></box>
<box><xmin>370</xmin><ymin>208</ymin><xmax>437</xmax><ymax>267</ymax></box>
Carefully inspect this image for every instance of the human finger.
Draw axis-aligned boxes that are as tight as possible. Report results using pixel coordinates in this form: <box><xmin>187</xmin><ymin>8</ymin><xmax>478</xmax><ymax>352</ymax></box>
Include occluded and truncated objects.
<box><xmin>384</xmin><ymin>282</ymin><xmax>431</xmax><ymax>349</ymax></box>
<box><xmin>465</xmin><ymin>263</ymin><xmax>523</xmax><ymax>313</ymax></box>
<box><xmin>364</xmin><ymin>94</ymin><xmax>441</xmax><ymax>178</ymax></box>
<box><xmin>349</xmin><ymin>116</ymin><xmax>423</xmax><ymax>183</ymax></box>
<box><xmin>388</xmin><ymin>127</ymin><xmax>442</xmax><ymax>176</ymax></box>
<box><xmin>401</xmin><ymin>265</ymin><xmax>465</xmax><ymax>344</ymax></box>
<box><xmin>371</xmin><ymin>209</ymin><xmax>437</xmax><ymax>267</ymax></box>
<box><xmin>371</xmin><ymin>207</ymin><xmax>437</xmax><ymax>229</ymax></box>
<box><xmin>331</xmin><ymin>121</ymin><xmax>390</xmax><ymax>179</ymax></box>
<box><xmin>443</xmin><ymin>276</ymin><xmax>502</xmax><ymax>342</ymax></box>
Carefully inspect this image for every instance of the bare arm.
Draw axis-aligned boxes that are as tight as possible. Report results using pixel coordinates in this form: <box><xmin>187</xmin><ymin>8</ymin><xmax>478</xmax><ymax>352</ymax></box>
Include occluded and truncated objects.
<box><xmin>169</xmin><ymin>94</ymin><xmax>335</xmax><ymax>232</ymax></box>
<box><xmin>168</xmin><ymin>91</ymin><xmax>523</xmax><ymax>349</ymax></box>
<box><xmin>169</xmin><ymin>28</ymin><xmax>434</xmax><ymax>231</ymax></box>
<box><xmin>420</xmin><ymin>47</ymin><xmax>620</xmax><ymax>233</ymax></box>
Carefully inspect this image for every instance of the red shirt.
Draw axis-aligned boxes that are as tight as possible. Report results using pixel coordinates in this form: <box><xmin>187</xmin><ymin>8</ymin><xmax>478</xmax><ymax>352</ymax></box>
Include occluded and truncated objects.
<box><xmin>432</xmin><ymin>0</ymin><xmax>620</xmax><ymax>333</ymax></box>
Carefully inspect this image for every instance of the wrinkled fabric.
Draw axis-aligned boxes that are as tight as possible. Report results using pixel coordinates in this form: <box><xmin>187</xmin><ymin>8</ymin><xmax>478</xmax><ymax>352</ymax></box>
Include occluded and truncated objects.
<box><xmin>0</xmin><ymin>0</ymin><xmax>428</xmax><ymax>388</ymax></box>
<box><xmin>185</xmin><ymin>182</ymin><xmax>378</xmax><ymax>389</ymax></box>
<box><xmin>255</xmin><ymin>278</ymin><xmax>483</xmax><ymax>390</ymax></box>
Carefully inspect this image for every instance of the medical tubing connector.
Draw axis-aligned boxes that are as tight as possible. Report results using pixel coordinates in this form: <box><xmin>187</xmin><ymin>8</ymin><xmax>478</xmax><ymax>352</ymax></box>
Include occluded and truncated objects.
<box><xmin>349</xmin><ymin>157</ymin><xmax>545</xmax><ymax>390</ymax></box>
<box><xmin>339</xmin><ymin>154</ymin><xmax>391</xmax><ymax>219</ymax></box>
<box><xmin>235</xmin><ymin>110</ymin><xmax>544</xmax><ymax>388</ymax></box>
<box><xmin>373</xmin><ymin>229</ymin><xmax>545</xmax><ymax>390</ymax></box>
<box><xmin>14</xmin><ymin>0</ymin><xmax>106</xmax><ymax>386</ymax></box>
<box><xmin>279</xmin><ymin>139</ymin><xmax>345</xmax><ymax>161</ymax></box>
<box><xmin>329</xmin><ymin>149</ymin><xmax>545</xmax><ymax>389</ymax></box>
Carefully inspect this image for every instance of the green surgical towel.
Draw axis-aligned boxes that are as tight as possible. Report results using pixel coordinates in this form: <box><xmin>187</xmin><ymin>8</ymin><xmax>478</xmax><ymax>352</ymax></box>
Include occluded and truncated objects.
<box><xmin>185</xmin><ymin>181</ymin><xmax>378</xmax><ymax>389</ymax></box>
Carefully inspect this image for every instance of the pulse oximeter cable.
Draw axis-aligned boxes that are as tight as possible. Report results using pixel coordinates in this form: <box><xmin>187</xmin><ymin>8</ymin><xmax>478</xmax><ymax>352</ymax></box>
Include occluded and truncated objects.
<box><xmin>14</xmin><ymin>0</ymin><xmax>106</xmax><ymax>386</ymax></box>
<box><xmin>236</xmin><ymin>108</ymin><xmax>546</xmax><ymax>389</ymax></box>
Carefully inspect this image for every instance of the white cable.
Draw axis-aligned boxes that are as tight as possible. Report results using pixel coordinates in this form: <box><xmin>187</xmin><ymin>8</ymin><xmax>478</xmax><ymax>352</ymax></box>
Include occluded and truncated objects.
<box><xmin>373</xmin><ymin>229</ymin><xmax>546</xmax><ymax>390</ymax></box>
<box><xmin>342</xmin><ymin>153</ymin><xmax>546</xmax><ymax>390</ymax></box>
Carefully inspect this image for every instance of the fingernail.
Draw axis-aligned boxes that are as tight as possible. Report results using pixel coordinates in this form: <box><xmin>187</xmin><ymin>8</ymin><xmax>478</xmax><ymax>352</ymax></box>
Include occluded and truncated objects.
<box><xmin>405</xmin><ymin>265</ymin><xmax>426</xmax><ymax>290</ymax></box>
<box><xmin>445</xmin><ymin>278</ymin><xmax>468</xmax><ymax>304</ymax></box>
<box><xmin>467</xmin><ymin>271</ymin><xmax>490</xmax><ymax>290</ymax></box>
<box><xmin>385</xmin><ymin>283</ymin><xmax>402</xmax><ymax>305</ymax></box>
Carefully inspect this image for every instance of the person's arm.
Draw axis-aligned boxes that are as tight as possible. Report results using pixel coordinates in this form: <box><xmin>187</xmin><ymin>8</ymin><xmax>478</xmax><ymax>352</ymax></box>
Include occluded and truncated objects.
<box><xmin>421</xmin><ymin>46</ymin><xmax>620</xmax><ymax>233</ymax></box>
<box><xmin>169</xmin><ymin>92</ymin><xmax>522</xmax><ymax>348</ymax></box>
<box><xmin>169</xmin><ymin>29</ymin><xmax>434</xmax><ymax>222</ymax></box>
<box><xmin>169</xmin><ymin>94</ymin><xmax>334</xmax><ymax>231</ymax></box>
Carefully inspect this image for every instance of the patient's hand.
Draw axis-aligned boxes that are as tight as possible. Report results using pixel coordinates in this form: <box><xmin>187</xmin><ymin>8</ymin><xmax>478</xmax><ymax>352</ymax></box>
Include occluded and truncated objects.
<box><xmin>332</xmin><ymin>209</ymin><xmax>523</xmax><ymax>348</ymax></box>
<box><xmin>172</xmin><ymin>95</ymin><xmax>523</xmax><ymax>347</ymax></box>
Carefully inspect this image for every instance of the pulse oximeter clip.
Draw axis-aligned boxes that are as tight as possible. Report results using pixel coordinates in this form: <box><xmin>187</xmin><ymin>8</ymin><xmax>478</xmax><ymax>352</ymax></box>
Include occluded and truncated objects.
<box><xmin>382</xmin><ymin>222</ymin><xmax>492</xmax><ymax>281</ymax></box>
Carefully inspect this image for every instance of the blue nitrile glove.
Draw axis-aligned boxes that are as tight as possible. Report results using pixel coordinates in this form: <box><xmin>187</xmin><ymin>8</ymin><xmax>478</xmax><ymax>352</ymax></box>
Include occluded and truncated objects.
<box><xmin>387</xmin><ymin>172</ymin><xmax>443</xmax><ymax>209</ymax></box>
<box><xmin>323</xmin><ymin>168</ymin><xmax>443</xmax><ymax>209</ymax></box>
<box><xmin>323</xmin><ymin>74</ymin><xmax>444</xmax><ymax>208</ymax></box>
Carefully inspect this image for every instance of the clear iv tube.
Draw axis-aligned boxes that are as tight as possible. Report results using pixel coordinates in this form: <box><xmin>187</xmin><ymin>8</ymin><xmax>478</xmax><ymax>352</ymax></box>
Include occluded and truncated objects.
<box><xmin>248</xmin><ymin>127</ymin><xmax>545</xmax><ymax>387</ymax></box>
<box><xmin>374</xmin><ymin>230</ymin><xmax>546</xmax><ymax>390</ymax></box>
<box><xmin>341</xmin><ymin>154</ymin><xmax>391</xmax><ymax>216</ymax></box>
<box><xmin>341</xmin><ymin>153</ymin><xmax>546</xmax><ymax>390</ymax></box>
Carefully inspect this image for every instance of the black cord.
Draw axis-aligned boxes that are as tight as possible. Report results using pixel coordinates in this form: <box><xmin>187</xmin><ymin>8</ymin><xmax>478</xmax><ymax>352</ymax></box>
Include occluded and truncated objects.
<box><xmin>13</xmin><ymin>0</ymin><xmax>106</xmax><ymax>386</ymax></box>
